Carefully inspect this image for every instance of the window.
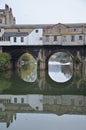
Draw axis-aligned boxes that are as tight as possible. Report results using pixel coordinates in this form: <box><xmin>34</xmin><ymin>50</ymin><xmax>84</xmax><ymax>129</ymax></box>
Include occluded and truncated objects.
<box><xmin>21</xmin><ymin>98</ymin><xmax>24</xmax><ymax>103</ymax></box>
<box><xmin>45</xmin><ymin>36</ymin><xmax>49</xmax><ymax>42</ymax></box>
<box><xmin>71</xmin><ymin>35</ymin><xmax>75</xmax><ymax>42</ymax></box>
<box><xmin>74</xmin><ymin>28</ymin><xmax>76</xmax><ymax>32</ymax></box>
<box><xmin>36</xmin><ymin>106</ymin><xmax>39</xmax><ymax>110</ymax></box>
<box><xmin>18</xmin><ymin>29</ymin><xmax>20</xmax><ymax>32</ymax></box>
<box><xmin>8</xmin><ymin>37</ymin><xmax>10</xmax><ymax>41</ymax></box>
<box><xmin>14</xmin><ymin>98</ymin><xmax>17</xmax><ymax>103</ymax></box>
<box><xmin>35</xmin><ymin>30</ymin><xmax>38</xmax><ymax>33</ymax></box>
<box><xmin>21</xmin><ymin>37</ymin><xmax>24</xmax><ymax>42</ymax></box>
<box><xmin>39</xmin><ymin>37</ymin><xmax>42</xmax><ymax>40</ymax></box>
<box><xmin>3</xmin><ymin>37</ymin><xmax>5</xmax><ymax>41</ymax></box>
<box><xmin>58</xmin><ymin>29</ymin><xmax>61</xmax><ymax>33</ymax></box>
<box><xmin>14</xmin><ymin>37</ymin><xmax>16</xmax><ymax>42</ymax></box>
<box><xmin>0</xmin><ymin>37</ymin><xmax>3</xmax><ymax>41</ymax></box>
<box><xmin>54</xmin><ymin>36</ymin><xmax>57</xmax><ymax>41</ymax></box>
<box><xmin>79</xmin><ymin>36</ymin><xmax>82</xmax><ymax>40</ymax></box>
<box><xmin>63</xmin><ymin>36</ymin><xmax>66</xmax><ymax>42</ymax></box>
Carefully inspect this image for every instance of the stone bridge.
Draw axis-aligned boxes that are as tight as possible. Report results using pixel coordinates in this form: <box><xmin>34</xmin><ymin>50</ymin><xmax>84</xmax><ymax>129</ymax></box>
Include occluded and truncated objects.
<box><xmin>2</xmin><ymin>44</ymin><xmax>86</xmax><ymax>70</ymax></box>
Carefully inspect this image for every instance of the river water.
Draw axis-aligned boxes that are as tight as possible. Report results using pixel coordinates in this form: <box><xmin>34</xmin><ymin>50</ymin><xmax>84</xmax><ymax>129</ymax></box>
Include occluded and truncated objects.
<box><xmin>0</xmin><ymin>61</ymin><xmax>86</xmax><ymax>130</ymax></box>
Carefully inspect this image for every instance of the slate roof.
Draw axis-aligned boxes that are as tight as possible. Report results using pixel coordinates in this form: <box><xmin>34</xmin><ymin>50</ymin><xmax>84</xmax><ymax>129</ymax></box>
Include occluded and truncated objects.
<box><xmin>2</xmin><ymin>32</ymin><xmax>28</xmax><ymax>37</ymax></box>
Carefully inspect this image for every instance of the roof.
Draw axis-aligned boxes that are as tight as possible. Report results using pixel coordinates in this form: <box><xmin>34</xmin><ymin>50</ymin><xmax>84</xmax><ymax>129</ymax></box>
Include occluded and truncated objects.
<box><xmin>0</xmin><ymin>23</ymin><xmax>86</xmax><ymax>29</ymax></box>
<box><xmin>3</xmin><ymin>32</ymin><xmax>28</xmax><ymax>37</ymax></box>
<box><xmin>0</xmin><ymin>24</ymin><xmax>54</xmax><ymax>29</ymax></box>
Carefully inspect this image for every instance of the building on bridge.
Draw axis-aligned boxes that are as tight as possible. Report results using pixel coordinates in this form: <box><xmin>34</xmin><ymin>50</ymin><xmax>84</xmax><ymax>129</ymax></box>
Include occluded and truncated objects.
<box><xmin>0</xmin><ymin>28</ymin><xmax>43</xmax><ymax>46</ymax></box>
<box><xmin>43</xmin><ymin>23</ymin><xmax>86</xmax><ymax>46</ymax></box>
<box><xmin>0</xmin><ymin>4</ymin><xmax>86</xmax><ymax>47</ymax></box>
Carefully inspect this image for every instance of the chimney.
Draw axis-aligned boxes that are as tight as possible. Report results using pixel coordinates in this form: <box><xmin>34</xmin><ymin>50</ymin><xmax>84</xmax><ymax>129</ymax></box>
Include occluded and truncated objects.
<box><xmin>5</xmin><ymin>4</ymin><xmax>9</xmax><ymax>10</ymax></box>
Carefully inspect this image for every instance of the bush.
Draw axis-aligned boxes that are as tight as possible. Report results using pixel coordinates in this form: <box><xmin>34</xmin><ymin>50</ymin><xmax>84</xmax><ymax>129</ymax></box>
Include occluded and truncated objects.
<box><xmin>0</xmin><ymin>52</ymin><xmax>11</xmax><ymax>71</ymax></box>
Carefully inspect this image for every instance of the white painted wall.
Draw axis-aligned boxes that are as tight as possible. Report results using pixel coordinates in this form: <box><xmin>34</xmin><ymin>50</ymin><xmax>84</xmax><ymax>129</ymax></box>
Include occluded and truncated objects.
<box><xmin>11</xmin><ymin>95</ymin><xmax>27</xmax><ymax>104</ymax></box>
<box><xmin>28</xmin><ymin>95</ymin><xmax>43</xmax><ymax>110</ymax></box>
<box><xmin>28</xmin><ymin>29</ymin><xmax>43</xmax><ymax>45</ymax></box>
<box><xmin>0</xmin><ymin>94</ymin><xmax>43</xmax><ymax>111</ymax></box>
<box><xmin>10</xmin><ymin>36</ymin><xmax>28</xmax><ymax>45</ymax></box>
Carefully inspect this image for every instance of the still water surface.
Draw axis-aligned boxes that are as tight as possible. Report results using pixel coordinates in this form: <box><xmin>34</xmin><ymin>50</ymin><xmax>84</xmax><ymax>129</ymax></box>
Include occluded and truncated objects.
<box><xmin>0</xmin><ymin>113</ymin><xmax>86</xmax><ymax>130</ymax></box>
<box><xmin>0</xmin><ymin>61</ymin><xmax>86</xmax><ymax>130</ymax></box>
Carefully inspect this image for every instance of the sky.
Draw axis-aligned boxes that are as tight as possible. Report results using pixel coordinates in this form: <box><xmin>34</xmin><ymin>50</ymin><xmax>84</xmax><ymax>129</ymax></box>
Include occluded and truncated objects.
<box><xmin>0</xmin><ymin>0</ymin><xmax>86</xmax><ymax>24</ymax></box>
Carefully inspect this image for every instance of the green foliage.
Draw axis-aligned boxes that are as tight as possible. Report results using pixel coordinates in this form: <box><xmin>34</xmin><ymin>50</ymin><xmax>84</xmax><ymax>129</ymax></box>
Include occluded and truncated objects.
<box><xmin>21</xmin><ymin>53</ymin><xmax>33</xmax><ymax>61</ymax></box>
<box><xmin>0</xmin><ymin>52</ymin><xmax>11</xmax><ymax>71</ymax></box>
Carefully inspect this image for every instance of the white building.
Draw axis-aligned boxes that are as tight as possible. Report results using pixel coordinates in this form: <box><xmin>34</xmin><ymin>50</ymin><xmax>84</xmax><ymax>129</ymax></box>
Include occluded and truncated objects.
<box><xmin>0</xmin><ymin>28</ymin><xmax>43</xmax><ymax>46</ymax></box>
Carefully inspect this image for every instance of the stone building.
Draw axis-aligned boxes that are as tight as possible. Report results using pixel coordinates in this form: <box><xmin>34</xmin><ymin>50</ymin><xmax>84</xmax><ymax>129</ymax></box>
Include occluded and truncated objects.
<box><xmin>0</xmin><ymin>4</ymin><xmax>15</xmax><ymax>25</ymax></box>
<box><xmin>43</xmin><ymin>23</ymin><xmax>86</xmax><ymax>45</ymax></box>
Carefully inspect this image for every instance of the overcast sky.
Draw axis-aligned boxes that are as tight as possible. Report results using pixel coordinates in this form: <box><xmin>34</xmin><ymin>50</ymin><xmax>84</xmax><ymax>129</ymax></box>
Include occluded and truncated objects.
<box><xmin>0</xmin><ymin>0</ymin><xmax>86</xmax><ymax>24</ymax></box>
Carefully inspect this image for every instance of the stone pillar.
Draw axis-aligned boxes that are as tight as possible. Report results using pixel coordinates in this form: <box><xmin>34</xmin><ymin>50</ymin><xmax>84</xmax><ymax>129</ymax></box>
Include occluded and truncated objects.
<box><xmin>37</xmin><ymin>70</ymin><xmax>46</xmax><ymax>89</ymax></box>
<box><xmin>37</xmin><ymin>49</ymin><xmax>46</xmax><ymax>70</ymax></box>
<box><xmin>73</xmin><ymin>51</ymin><xmax>82</xmax><ymax>71</ymax></box>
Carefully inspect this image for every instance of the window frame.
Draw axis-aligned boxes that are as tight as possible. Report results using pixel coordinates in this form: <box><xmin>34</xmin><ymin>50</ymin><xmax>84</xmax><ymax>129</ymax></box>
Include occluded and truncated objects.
<box><xmin>21</xmin><ymin>37</ymin><xmax>24</xmax><ymax>42</ymax></box>
<box><xmin>71</xmin><ymin>35</ymin><xmax>75</xmax><ymax>42</ymax></box>
<box><xmin>53</xmin><ymin>36</ymin><xmax>57</xmax><ymax>41</ymax></box>
<box><xmin>14</xmin><ymin>37</ymin><xmax>17</xmax><ymax>42</ymax></box>
<box><xmin>45</xmin><ymin>36</ymin><xmax>49</xmax><ymax>42</ymax></box>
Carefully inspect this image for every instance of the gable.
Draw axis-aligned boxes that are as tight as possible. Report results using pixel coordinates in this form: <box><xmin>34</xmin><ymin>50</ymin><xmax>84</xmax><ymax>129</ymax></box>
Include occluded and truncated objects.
<box><xmin>52</xmin><ymin>23</ymin><xmax>67</xmax><ymax>33</ymax></box>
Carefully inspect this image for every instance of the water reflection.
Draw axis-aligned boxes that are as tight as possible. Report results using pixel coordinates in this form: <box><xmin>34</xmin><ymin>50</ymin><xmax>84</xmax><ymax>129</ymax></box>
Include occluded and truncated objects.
<box><xmin>0</xmin><ymin>113</ymin><xmax>86</xmax><ymax>130</ymax></box>
<box><xmin>0</xmin><ymin>94</ymin><xmax>86</xmax><ymax>113</ymax></box>
<box><xmin>49</xmin><ymin>61</ymin><xmax>73</xmax><ymax>82</ymax></box>
<box><xmin>0</xmin><ymin>94</ymin><xmax>86</xmax><ymax>129</ymax></box>
<box><xmin>48</xmin><ymin>52</ymin><xmax>73</xmax><ymax>83</ymax></box>
<box><xmin>19</xmin><ymin>63</ymin><xmax>37</xmax><ymax>82</ymax></box>
<box><xmin>0</xmin><ymin>56</ymin><xmax>86</xmax><ymax>130</ymax></box>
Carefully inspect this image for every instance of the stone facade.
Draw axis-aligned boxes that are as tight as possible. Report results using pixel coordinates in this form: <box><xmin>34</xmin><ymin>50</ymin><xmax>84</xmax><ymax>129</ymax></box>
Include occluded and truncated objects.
<box><xmin>0</xmin><ymin>4</ymin><xmax>15</xmax><ymax>25</ymax></box>
<box><xmin>43</xmin><ymin>23</ymin><xmax>86</xmax><ymax>45</ymax></box>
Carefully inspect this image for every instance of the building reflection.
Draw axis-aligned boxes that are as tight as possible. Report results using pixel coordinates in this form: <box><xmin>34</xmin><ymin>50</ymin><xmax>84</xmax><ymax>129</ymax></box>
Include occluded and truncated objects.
<box><xmin>0</xmin><ymin>94</ymin><xmax>86</xmax><ymax>127</ymax></box>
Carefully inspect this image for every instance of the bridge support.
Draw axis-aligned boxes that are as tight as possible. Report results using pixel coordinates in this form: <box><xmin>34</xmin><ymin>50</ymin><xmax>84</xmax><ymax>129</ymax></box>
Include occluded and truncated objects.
<box><xmin>37</xmin><ymin>49</ymin><xmax>46</xmax><ymax>70</ymax></box>
<box><xmin>73</xmin><ymin>51</ymin><xmax>82</xmax><ymax>71</ymax></box>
